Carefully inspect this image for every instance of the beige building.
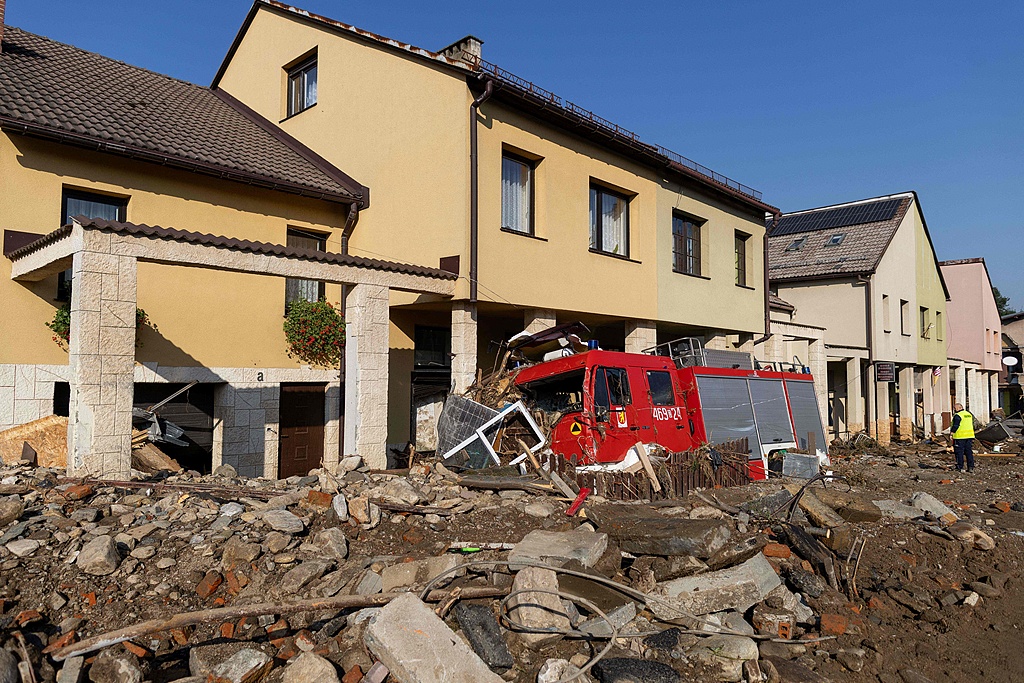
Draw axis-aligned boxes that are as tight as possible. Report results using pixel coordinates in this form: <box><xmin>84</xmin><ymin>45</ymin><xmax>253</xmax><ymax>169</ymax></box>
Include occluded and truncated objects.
<box><xmin>1001</xmin><ymin>312</ymin><xmax>1024</xmax><ymax>415</ymax></box>
<box><xmin>767</xmin><ymin>192</ymin><xmax>950</xmax><ymax>443</ymax></box>
<box><xmin>213</xmin><ymin>0</ymin><xmax>778</xmax><ymax>452</ymax></box>
<box><xmin>938</xmin><ymin>258</ymin><xmax>1001</xmax><ymax>421</ymax></box>
<box><xmin>0</xmin><ymin>21</ymin><xmax>453</xmax><ymax>476</ymax></box>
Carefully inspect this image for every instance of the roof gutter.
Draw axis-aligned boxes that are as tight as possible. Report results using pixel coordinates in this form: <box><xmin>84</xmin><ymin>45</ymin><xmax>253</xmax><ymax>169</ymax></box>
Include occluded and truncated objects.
<box><xmin>469</xmin><ymin>76</ymin><xmax>494</xmax><ymax>303</ymax></box>
<box><xmin>754</xmin><ymin>213</ymin><xmax>780</xmax><ymax>345</ymax></box>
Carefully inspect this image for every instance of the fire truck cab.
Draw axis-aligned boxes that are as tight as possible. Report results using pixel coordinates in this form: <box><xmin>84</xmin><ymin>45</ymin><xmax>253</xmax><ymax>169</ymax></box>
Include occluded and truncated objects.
<box><xmin>514</xmin><ymin>338</ymin><xmax>827</xmax><ymax>480</ymax></box>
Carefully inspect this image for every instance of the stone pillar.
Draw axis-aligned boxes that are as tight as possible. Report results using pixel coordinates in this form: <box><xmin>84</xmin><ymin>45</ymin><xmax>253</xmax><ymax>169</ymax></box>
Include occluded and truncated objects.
<box><xmin>67</xmin><ymin>237</ymin><xmax>137</xmax><ymax>477</ymax></box>
<box><xmin>523</xmin><ymin>308</ymin><xmax>556</xmax><ymax>334</ymax></box>
<box><xmin>846</xmin><ymin>358</ymin><xmax>864</xmax><ymax>434</ymax></box>
<box><xmin>704</xmin><ymin>329</ymin><xmax>729</xmax><ymax>351</ymax></box>
<box><xmin>343</xmin><ymin>283</ymin><xmax>390</xmax><ymax>468</ymax></box>
<box><xmin>922</xmin><ymin>368</ymin><xmax>935</xmax><ymax>437</ymax></box>
<box><xmin>451</xmin><ymin>301</ymin><xmax>477</xmax><ymax>394</ymax></box>
<box><xmin>808</xmin><ymin>339</ymin><xmax>827</xmax><ymax>428</ymax></box>
<box><xmin>990</xmin><ymin>372</ymin><xmax>1000</xmax><ymax>418</ymax></box>
<box><xmin>866</xmin><ymin>370</ymin><xmax>878</xmax><ymax>439</ymax></box>
<box><xmin>953</xmin><ymin>364</ymin><xmax>966</xmax><ymax>407</ymax></box>
<box><xmin>875</xmin><ymin>377</ymin><xmax>891</xmax><ymax>445</ymax></box>
<box><xmin>898</xmin><ymin>367</ymin><xmax>915</xmax><ymax>440</ymax></box>
<box><xmin>624</xmin><ymin>319</ymin><xmax>657</xmax><ymax>354</ymax></box>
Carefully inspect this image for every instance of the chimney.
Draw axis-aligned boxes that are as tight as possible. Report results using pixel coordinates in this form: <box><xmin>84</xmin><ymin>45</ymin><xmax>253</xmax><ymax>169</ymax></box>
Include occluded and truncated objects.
<box><xmin>440</xmin><ymin>35</ymin><xmax>483</xmax><ymax>67</ymax></box>
<box><xmin>0</xmin><ymin>0</ymin><xmax>6</xmax><ymax>51</ymax></box>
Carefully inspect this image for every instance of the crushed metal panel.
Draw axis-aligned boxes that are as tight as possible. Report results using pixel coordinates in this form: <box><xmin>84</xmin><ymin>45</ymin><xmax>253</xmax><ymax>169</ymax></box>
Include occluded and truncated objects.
<box><xmin>436</xmin><ymin>395</ymin><xmax>499</xmax><ymax>459</ymax></box>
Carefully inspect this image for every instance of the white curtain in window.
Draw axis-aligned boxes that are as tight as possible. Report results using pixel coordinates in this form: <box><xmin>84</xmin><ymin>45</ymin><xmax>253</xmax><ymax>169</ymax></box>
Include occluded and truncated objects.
<box><xmin>305</xmin><ymin>65</ymin><xmax>318</xmax><ymax>107</ymax></box>
<box><xmin>602</xmin><ymin>193</ymin><xmax>626</xmax><ymax>255</ymax></box>
<box><xmin>501</xmin><ymin>156</ymin><xmax>530</xmax><ymax>232</ymax></box>
<box><xmin>286</xmin><ymin>278</ymin><xmax>320</xmax><ymax>305</ymax></box>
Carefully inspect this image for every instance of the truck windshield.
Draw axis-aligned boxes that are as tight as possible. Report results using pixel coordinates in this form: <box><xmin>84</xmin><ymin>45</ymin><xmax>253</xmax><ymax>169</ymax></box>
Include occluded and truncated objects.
<box><xmin>520</xmin><ymin>370</ymin><xmax>585</xmax><ymax>413</ymax></box>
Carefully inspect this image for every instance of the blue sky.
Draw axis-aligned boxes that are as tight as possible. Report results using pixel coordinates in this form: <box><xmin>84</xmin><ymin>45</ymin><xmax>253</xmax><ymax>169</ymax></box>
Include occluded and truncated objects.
<box><xmin>6</xmin><ymin>1</ymin><xmax>1023</xmax><ymax>307</ymax></box>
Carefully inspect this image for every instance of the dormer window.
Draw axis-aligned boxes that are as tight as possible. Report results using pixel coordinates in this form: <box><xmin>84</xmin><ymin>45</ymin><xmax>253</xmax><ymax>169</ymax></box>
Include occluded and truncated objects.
<box><xmin>785</xmin><ymin>237</ymin><xmax>807</xmax><ymax>251</ymax></box>
<box><xmin>825</xmin><ymin>233</ymin><xmax>845</xmax><ymax>247</ymax></box>
<box><xmin>287</xmin><ymin>55</ymin><xmax>318</xmax><ymax>116</ymax></box>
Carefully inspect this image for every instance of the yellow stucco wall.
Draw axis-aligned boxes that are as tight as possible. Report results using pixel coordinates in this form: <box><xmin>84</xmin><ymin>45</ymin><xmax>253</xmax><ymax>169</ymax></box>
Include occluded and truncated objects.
<box><xmin>216</xmin><ymin>6</ymin><xmax>766</xmax><ymax>333</ymax></box>
<box><xmin>779</xmin><ymin>278</ymin><xmax>868</xmax><ymax>350</ymax></box>
<box><xmin>0</xmin><ymin>133</ymin><xmax>345</xmax><ymax>368</ymax></box>
<box><xmin>911</xmin><ymin>204</ymin><xmax>948</xmax><ymax>367</ymax></box>
<box><xmin>215</xmin><ymin>8</ymin><xmax>472</xmax><ymax>299</ymax></box>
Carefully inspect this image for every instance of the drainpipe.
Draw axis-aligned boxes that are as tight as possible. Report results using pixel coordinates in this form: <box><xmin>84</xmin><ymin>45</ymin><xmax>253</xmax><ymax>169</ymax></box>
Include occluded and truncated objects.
<box><xmin>857</xmin><ymin>273</ymin><xmax>875</xmax><ymax>436</ymax></box>
<box><xmin>469</xmin><ymin>77</ymin><xmax>494</xmax><ymax>303</ymax></box>
<box><xmin>753</xmin><ymin>212</ymin><xmax>780</xmax><ymax>345</ymax></box>
<box><xmin>340</xmin><ymin>202</ymin><xmax>359</xmax><ymax>256</ymax></box>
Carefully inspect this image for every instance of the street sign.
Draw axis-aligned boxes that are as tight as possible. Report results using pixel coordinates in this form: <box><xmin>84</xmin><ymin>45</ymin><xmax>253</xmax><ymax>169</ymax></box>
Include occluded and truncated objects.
<box><xmin>875</xmin><ymin>361</ymin><xmax>896</xmax><ymax>382</ymax></box>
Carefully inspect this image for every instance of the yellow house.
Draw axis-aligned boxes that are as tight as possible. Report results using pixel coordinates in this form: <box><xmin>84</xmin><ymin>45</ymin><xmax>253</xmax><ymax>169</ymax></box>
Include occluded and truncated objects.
<box><xmin>0</xmin><ymin>22</ymin><xmax>454</xmax><ymax>476</ymax></box>
<box><xmin>213</xmin><ymin>0</ymin><xmax>778</xmax><ymax>451</ymax></box>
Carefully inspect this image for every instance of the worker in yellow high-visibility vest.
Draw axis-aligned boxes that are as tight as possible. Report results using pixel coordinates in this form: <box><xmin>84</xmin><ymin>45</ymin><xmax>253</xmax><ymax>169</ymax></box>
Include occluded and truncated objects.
<box><xmin>951</xmin><ymin>402</ymin><xmax>976</xmax><ymax>474</ymax></box>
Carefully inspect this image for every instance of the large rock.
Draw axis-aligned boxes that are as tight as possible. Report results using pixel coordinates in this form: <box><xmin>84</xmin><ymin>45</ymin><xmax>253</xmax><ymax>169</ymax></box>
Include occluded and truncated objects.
<box><xmin>77</xmin><ymin>536</ymin><xmax>121</xmax><ymax>576</ymax></box>
<box><xmin>586</xmin><ymin>505</ymin><xmax>732</xmax><ymax>558</ymax></box>
<box><xmin>380</xmin><ymin>555</ymin><xmax>464</xmax><ymax>592</ymax></box>
<box><xmin>311</xmin><ymin>528</ymin><xmax>348</xmax><ymax>561</ymax></box>
<box><xmin>364</xmin><ymin>593</ymin><xmax>503</xmax><ymax>683</ymax></box>
<box><xmin>280</xmin><ymin>560</ymin><xmax>332</xmax><ymax>595</ymax></box>
<box><xmin>207</xmin><ymin>649</ymin><xmax>271</xmax><ymax>683</ymax></box>
<box><xmin>650</xmin><ymin>553</ymin><xmax>780</xmax><ymax>619</ymax></box>
<box><xmin>506</xmin><ymin>566</ymin><xmax>570</xmax><ymax>650</ymax></box>
<box><xmin>87</xmin><ymin>648</ymin><xmax>142</xmax><ymax>683</ymax></box>
<box><xmin>908</xmin><ymin>492</ymin><xmax>958</xmax><ymax>526</ymax></box>
<box><xmin>453</xmin><ymin>603</ymin><xmax>515</xmax><ymax>673</ymax></box>
<box><xmin>348</xmin><ymin>497</ymin><xmax>381</xmax><ymax>528</ymax></box>
<box><xmin>221</xmin><ymin>537</ymin><xmax>261</xmax><ymax>570</ymax></box>
<box><xmin>261</xmin><ymin>510</ymin><xmax>305</xmax><ymax>534</ymax></box>
<box><xmin>509</xmin><ymin>528</ymin><xmax>608</xmax><ymax>569</ymax></box>
<box><xmin>0</xmin><ymin>496</ymin><xmax>24</xmax><ymax>526</ymax></box>
<box><xmin>591</xmin><ymin>658</ymin><xmax>682</xmax><ymax>683</ymax></box>
<box><xmin>380</xmin><ymin>478</ymin><xmax>427</xmax><ymax>506</ymax></box>
<box><xmin>279</xmin><ymin>653</ymin><xmax>339</xmax><ymax>683</ymax></box>
<box><xmin>691</xmin><ymin>635</ymin><xmax>758</xmax><ymax>682</ymax></box>
<box><xmin>0</xmin><ymin>649</ymin><xmax>19</xmax><ymax>683</ymax></box>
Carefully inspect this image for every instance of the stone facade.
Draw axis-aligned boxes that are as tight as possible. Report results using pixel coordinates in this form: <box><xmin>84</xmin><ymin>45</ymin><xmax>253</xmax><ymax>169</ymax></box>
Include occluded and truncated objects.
<box><xmin>624</xmin><ymin>319</ymin><xmax>657</xmax><ymax>355</ymax></box>
<box><xmin>0</xmin><ymin>364</ymin><xmax>68</xmax><ymax>432</ymax></box>
<box><xmin>450</xmin><ymin>302</ymin><xmax>477</xmax><ymax>394</ymax></box>
<box><xmin>343</xmin><ymin>283</ymin><xmax>390</xmax><ymax>468</ymax></box>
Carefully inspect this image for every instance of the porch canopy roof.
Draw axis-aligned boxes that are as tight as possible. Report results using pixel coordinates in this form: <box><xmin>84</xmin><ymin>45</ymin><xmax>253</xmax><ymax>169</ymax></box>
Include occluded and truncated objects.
<box><xmin>7</xmin><ymin>217</ymin><xmax>457</xmax><ymax>296</ymax></box>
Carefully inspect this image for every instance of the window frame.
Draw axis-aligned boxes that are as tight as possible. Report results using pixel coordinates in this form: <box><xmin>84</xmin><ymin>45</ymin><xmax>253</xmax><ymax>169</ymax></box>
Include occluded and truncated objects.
<box><xmin>672</xmin><ymin>211</ymin><xmax>704</xmax><ymax>277</ymax></box>
<box><xmin>284</xmin><ymin>227</ymin><xmax>327</xmax><ymax>313</ymax></box>
<box><xmin>589</xmin><ymin>184</ymin><xmax>631</xmax><ymax>258</ymax></box>
<box><xmin>413</xmin><ymin>325</ymin><xmax>452</xmax><ymax>368</ymax></box>
<box><xmin>500</xmin><ymin>151</ymin><xmax>535</xmax><ymax>236</ymax></box>
<box><xmin>734</xmin><ymin>231</ymin><xmax>750</xmax><ymax>287</ymax></box>
<box><xmin>882</xmin><ymin>294</ymin><xmax>891</xmax><ymax>333</ymax></box>
<box><xmin>936</xmin><ymin>311</ymin><xmax>943</xmax><ymax>341</ymax></box>
<box><xmin>57</xmin><ymin>189</ymin><xmax>128</xmax><ymax>301</ymax></box>
<box><xmin>286</xmin><ymin>55</ymin><xmax>318</xmax><ymax>117</ymax></box>
<box><xmin>646</xmin><ymin>370</ymin><xmax>676</xmax><ymax>406</ymax></box>
<box><xmin>900</xmin><ymin>299</ymin><xmax>911</xmax><ymax>336</ymax></box>
<box><xmin>920</xmin><ymin>306</ymin><xmax>930</xmax><ymax>339</ymax></box>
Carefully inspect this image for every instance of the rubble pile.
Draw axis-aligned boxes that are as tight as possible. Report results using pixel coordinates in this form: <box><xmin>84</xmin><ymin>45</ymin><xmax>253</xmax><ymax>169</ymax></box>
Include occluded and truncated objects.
<box><xmin>1</xmin><ymin>446</ymin><xmax>1023</xmax><ymax>683</ymax></box>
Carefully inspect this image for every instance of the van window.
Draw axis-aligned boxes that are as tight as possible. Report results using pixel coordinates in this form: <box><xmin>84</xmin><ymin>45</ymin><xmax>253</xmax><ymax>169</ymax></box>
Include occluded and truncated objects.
<box><xmin>646</xmin><ymin>370</ymin><xmax>675</xmax><ymax>406</ymax></box>
<box><xmin>606</xmin><ymin>368</ymin><xmax>631</xmax><ymax>405</ymax></box>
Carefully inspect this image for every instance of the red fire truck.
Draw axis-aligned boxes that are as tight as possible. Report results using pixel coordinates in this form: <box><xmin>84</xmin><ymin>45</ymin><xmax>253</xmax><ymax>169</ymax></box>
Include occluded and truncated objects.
<box><xmin>513</xmin><ymin>337</ymin><xmax>827</xmax><ymax>480</ymax></box>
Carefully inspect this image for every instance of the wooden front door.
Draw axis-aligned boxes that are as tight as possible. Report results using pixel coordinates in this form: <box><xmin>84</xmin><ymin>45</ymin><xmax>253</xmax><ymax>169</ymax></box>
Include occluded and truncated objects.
<box><xmin>279</xmin><ymin>383</ymin><xmax>326</xmax><ymax>478</ymax></box>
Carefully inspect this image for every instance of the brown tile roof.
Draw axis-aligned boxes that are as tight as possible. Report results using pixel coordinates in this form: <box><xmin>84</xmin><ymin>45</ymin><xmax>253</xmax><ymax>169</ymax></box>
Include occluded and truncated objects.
<box><xmin>0</xmin><ymin>26</ymin><xmax>366</xmax><ymax>205</ymax></box>
<box><xmin>767</xmin><ymin>196</ymin><xmax>913</xmax><ymax>282</ymax></box>
<box><xmin>769</xmin><ymin>292</ymin><xmax>795</xmax><ymax>311</ymax></box>
<box><xmin>6</xmin><ymin>218</ymin><xmax>457</xmax><ymax>281</ymax></box>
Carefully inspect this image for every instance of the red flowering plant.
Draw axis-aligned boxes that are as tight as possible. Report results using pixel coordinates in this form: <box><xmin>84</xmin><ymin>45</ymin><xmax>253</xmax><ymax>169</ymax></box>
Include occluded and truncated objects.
<box><xmin>283</xmin><ymin>299</ymin><xmax>346</xmax><ymax>368</ymax></box>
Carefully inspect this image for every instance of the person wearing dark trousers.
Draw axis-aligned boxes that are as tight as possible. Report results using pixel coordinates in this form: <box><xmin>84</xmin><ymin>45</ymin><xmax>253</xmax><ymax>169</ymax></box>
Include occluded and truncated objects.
<box><xmin>951</xmin><ymin>402</ymin><xmax>975</xmax><ymax>473</ymax></box>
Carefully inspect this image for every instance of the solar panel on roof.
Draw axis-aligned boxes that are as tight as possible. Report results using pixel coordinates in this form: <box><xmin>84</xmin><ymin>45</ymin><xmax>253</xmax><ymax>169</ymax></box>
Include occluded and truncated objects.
<box><xmin>771</xmin><ymin>198</ymin><xmax>903</xmax><ymax>236</ymax></box>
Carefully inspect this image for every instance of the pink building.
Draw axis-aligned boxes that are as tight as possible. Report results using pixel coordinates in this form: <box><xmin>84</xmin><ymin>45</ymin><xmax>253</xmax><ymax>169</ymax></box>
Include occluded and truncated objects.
<box><xmin>939</xmin><ymin>258</ymin><xmax>1002</xmax><ymax>420</ymax></box>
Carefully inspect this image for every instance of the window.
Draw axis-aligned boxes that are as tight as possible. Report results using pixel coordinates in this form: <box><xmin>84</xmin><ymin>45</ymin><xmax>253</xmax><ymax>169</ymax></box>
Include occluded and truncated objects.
<box><xmin>593</xmin><ymin>367</ymin><xmax>632</xmax><ymax>414</ymax></box>
<box><xmin>672</xmin><ymin>213</ymin><xmax>703</xmax><ymax>276</ymax></box>
<box><xmin>735</xmin><ymin>231</ymin><xmax>750</xmax><ymax>286</ymax></box>
<box><xmin>287</xmin><ymin>56</ymin><xmax>317</xmax><ymax>116</ymax></box>
<box><xmin>936</xmin><ymin>311</ymin><xmax>943</xmax><ymax>341</ymax></box>
<box><xmin>825</xmin><ymin>233</ymin><xmax>845</xmax><ymax>247</ymax></box>
<box><xmin>284</xmin><ymin>228</ymin><xmax>326</xmax><ymax>310</ymax></box>
<box><xmin>920</xmin><ymin>307</ymin><xmax>930</xmax><ymax>338</ymax></box>
<box><xmin>785</xmin><ymin>237</ymin><xmax>807</xmax><ymax>251</ymax></box>
<box><xmin>646</xmin><ymin>370</ymin><xmax>675</xmax><ymax>406</ymax></box>
<box><xmin>58</xmin><ymin>189</ymin><xmax>128</xmax><ymax>300</ymax></box>
<box><xmin>882</xmin><ymin>295</ymin><xmax>891</xmax><ymax>333</ymax></box>
<box><xmin>589</xmin><ymin>185</ymin><xmax>629</xmax><ymax>257</ymax></box>
<box><xmin>900</xmin><ymin>299</ymin><xmax>910</xmax><ymax>335</ymax></box>
<box><xmin>501</xmin><ymin>153</ymin><xmax>533</xmax><ymax>234</ymax></box>
<box><xmin>414</xmin><ymin>326</ymin><xmax>451</xmax><ymax>367</ymax></box>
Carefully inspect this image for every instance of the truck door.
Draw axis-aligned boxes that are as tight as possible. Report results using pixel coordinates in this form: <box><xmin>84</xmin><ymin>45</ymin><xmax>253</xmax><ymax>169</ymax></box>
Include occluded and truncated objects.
<box><xmin>591</xmin><ymin>366</ymin><xmax>638</xmax><ymax>462</ymax></box>
<box><xmin>642</xmin><ymin>369</ymin><xmax>692</xmax><ymax>452</ymax></box>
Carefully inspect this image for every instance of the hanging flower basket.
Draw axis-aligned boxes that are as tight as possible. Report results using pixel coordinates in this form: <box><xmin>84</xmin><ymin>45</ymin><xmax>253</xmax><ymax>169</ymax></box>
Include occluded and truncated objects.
<box><xmin>283</xmin><ymin>299</ymin><xmax>346</xmax><ymax>368</ymax></box>
<box><xmin>46</xmin><ymin>304</ymin><xmax>150</xmax><ymax>350</ymax></box>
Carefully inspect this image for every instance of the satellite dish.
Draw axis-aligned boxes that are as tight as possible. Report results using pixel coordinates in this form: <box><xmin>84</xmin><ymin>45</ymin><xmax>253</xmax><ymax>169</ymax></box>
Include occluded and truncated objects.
<box><xmin>1004</xmin><ymin>356</ymin><xmax>1019</xmax><ymax>367</ymax></box>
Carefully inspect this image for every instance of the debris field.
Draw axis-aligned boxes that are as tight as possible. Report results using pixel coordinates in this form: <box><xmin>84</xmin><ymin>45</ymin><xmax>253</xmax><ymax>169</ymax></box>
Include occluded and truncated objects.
<box><xmin>1</xmin><ymin>438</ymin><xmax>1023</xmax><ymax>683</ymax></box>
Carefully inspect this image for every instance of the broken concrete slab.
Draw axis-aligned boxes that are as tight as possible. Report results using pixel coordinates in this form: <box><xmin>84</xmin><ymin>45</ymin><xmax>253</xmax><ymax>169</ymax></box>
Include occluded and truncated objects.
<box><xmin>506</xmin><ymin>566</ymin><xmax>571</xmax><ymax>649</ymax></box>
<box><xmin>587</xmin><ymin>504</ymin><xmax>732</xmax><ymax>558</ymax></box>
<box><xmin>578</xmin><ymin>601</ymin><xmax>637</xmax><ymax>638</ymax></box>
<box><xmin>453</xmin><ymin>603</ymin><xmax>515</xmax><ymax>673</ymax></box>
<box><xmin>508</xmin><ymin>527</ymin><xmax>608</xmax><ymax>569</ymax></box>
<box><xmin>649</xmin><ymin>553</ymin><xmax>781</xmax><ymax>619</ymax></box>
<box><xmin>364</xmin><ymin>593</ymin><xmax>503</xmax><ymax>683</ymax></box>
<box><xmin>908</xmin><ymin>492</ymin><xmax>958</xmax><ymax>526</ymax></box>
<box><xmin>692</xmin><ymin>634</ymin><xmax>758</xmax><ymax>682</ymax></box>
<box><xmin>812</xmin><ymin>487</ymin><xmax>883</xmax><ymax>523</ymax></box>
<box><xmin>874</xmin><ymin>500</ymin><xmax>922</xmax><ymax>520</ymax></box>
<box><xmin>380</xmin><ymin>555</ymin><xmax>464</xmax><ymax>592</ymax></box>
